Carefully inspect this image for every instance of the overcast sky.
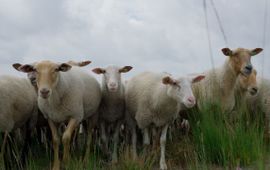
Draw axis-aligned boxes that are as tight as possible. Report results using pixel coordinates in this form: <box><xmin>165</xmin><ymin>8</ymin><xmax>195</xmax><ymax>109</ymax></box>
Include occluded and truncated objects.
<box><xmin>0</xmin><ymin>0</ymin><xmax>269</xmax><ymax>80</ymax></box>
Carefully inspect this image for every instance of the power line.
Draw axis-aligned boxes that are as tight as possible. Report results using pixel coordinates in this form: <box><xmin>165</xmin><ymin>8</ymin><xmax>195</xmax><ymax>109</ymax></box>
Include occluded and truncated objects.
<box><xmin>209</xmin><ymin>0</ymin><xmax>228</xmax><ymax>46</ymax></box>
<box><xmin>262</xmin><ymin>0</ymin><xmax>268</xmax><ymax>78</ymax></box>
<box><xmin>203</xmin><ymin>0</ymin><xmax>215</xmax><ymax>69</ymax></box>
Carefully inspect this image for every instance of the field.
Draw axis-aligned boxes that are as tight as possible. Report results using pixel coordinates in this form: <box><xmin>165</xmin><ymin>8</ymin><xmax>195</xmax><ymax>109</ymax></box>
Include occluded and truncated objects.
<box><xmin>1</xmin><ymin>101</ymin><xmax>269</xmax><ymax>170</ymax></box>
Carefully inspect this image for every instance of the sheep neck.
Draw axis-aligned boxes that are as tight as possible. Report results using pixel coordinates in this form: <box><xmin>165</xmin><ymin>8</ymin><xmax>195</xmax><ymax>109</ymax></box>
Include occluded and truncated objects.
<box><xmin>152</xmin><ymin>85</ymin><xmax>179</xmax><ymax>114</ymax></box>
<box><xmin>46</xmin><ymin>73</ymin><xmax>68</xmax><ymax>106</ymax></box>
<box><xmin>220</xmin><ymin>60</ymin><xmax>238</xmax><ymax>95</ymax></box>
<box><xmin>101</xmin><ymin>76</ymin><xmax>123</xmax><ymax>100</ymax></box>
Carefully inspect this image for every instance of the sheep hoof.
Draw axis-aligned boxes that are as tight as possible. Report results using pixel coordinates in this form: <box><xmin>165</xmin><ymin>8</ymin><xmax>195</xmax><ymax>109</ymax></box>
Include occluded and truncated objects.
<box><xmin>160</xmin><ymin>161</ymin><xmax>167</xmax><ymax>170</ymax></box>
<box><xmin>112</xmin><ymin>153</ymin><xmax>118</xmax><ymax>164</ymax></box>
<box><xmin>52</xmin><ymin>162</ymin><xmax>60</xmax><ymax>170</ymax></box>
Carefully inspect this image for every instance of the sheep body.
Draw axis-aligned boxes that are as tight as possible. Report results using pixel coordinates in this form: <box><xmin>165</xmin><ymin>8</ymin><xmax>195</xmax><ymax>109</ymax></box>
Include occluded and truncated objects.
<box><xmin>247</xmin><ymin>78</ymin><xmax>270</xmax><ymax>133</ymax></box>
<box><xmin>126</xmin><ymin>71</ymin><xmax>203</xmax><ymax>170</ymax></box>
<box><xmin>93</xmin><ymin>65</ymin><xmax>132</xmax><ymax>162</ymax></box>
<box><xmin>126</xmin><ymin>72</ymin><xmax>180</xmax><ymax>129</ymax></box>
<box><xmin>38</xmin><ymin>67</ymin><xmax>101</xmax><ymax>123</ymax></box>
<box><xmin>99</xmin><ymin>81</ymin><xmax>125</xmax><ymax>123</ymax></box>
<box><xmin>193</xmin><ymin>48</ymin><xmax>263</xmax><ymax>112</ymax></box>
<box><xmin>193</xmin><ymin>60</ymin><xmax>237</xmax><ymax>112</ymax></box>
<box><xmin>0</xmin><ymin>75</ymin><xmax>37</xmax><ymax>132</ymax></box>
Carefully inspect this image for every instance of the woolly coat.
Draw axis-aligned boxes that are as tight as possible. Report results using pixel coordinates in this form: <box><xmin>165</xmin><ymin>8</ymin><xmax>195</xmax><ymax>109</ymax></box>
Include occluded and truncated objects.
<box><xmin>0</xmin><ymin>76</ymin><xmax>38</xmax><ymax>132</ymax></box>
<box><xmin>38</xmin><ymin>67</ymin><xmax>101</xmax><ymax>123</ymax></box>
<box><xmin>125</xmin><ymin>72</ymin><xmax>181</xmax><ymax>129</ymax></box>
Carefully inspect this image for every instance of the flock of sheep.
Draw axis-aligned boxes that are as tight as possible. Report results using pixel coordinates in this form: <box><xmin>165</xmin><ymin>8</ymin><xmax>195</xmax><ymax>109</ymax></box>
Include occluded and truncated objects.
<box><xmin>0</xmin><ymin>47</ymin><xmax>269</xmax><ymax>170</ymax></box>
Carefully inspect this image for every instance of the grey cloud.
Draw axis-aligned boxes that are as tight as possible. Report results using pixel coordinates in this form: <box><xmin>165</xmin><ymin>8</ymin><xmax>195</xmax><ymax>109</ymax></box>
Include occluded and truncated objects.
<box><xmin>0</xmin><ymin>0</ymin><xmax>269</xmax><ymax>80</ymax></box>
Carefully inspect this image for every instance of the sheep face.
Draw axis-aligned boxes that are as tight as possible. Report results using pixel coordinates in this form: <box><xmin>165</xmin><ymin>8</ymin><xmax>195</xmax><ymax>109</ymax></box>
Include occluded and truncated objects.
<box><xmin>17</xmin><ymin>61</ymin><xmax>72</xmax><ymax>99</ymax></box>
<box><xmin>222</xmin><ymin>48</ymin><xmax>263</xmax><ymax>76</ymax></box>
<box><xmin>93</xmin><ymin>65</ymin><xmax>132</xmax><ymax>92</ymax></box>
<box><xmin>13</xmin><ymin>63</ymin><xmax>37</xmax><ymax>87</ymax></box>
<box><xmin>239</xmin><ymin>69</ymin><xmax>258</xmax><ymax>96</ymax></box>
<box><xmin>162</xmin><ymin>75</ymin><xmax>205</xmax><ymax>108</ymax></box>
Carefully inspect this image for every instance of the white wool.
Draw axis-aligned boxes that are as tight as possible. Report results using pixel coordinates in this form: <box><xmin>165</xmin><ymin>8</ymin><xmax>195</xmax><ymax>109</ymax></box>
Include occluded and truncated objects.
<box><xmin>0</xmin><ymin>76</ymin><xmax>38</xmax><ymax>132</ymax></box>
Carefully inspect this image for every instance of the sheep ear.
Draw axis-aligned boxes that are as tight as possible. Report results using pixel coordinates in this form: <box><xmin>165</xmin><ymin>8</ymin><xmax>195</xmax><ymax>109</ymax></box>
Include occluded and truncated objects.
<box><xmin>92</xmin><ymin>68</ymin><xmax>106</xmax><ymax>74</ymax></box>
<box><xmin>162</xmin><ymin>76</ymin><xmax>174</xmax><ymax>85</ymax></box>
<box><xmin>78</xmin><ymin>60</ymin><xmax>91</xmax><ymax>67</ymax></box>
<box><xmin>18</xmin><ymin>64</ymin><xmax>35</xmax><ymax>73</ymax></box>
<box><xmin>253</xmin><ymin>69</ymin><xmax>257</xmax><ymax>75</ymax></box>
<box><xmin>119</xmin><ymin>66</ymin><xmax>133</xmax><ymax>73</ymax></box>
<box><xmin>250</xmin><ymin>48</ymin><xmax>263</xmax><ymax>56</ymax></box>
<box><xmin>57</xmin><ymin>63</ymin><xmax>72</xmax><ymax>72</ymax></box>
<box><xmin>192</xmin><ymin>75</ymin><xmax>205</xmax><ymax>83</ymax></box>
<box><xmin>12</xmin><ymin>63</ymin><xmax>22</xmax><ymax>71</ymax></box>
<box><xmin>222</xmin><ymin>48</ymin><xmax>233</xmax><ymax>56</ymax></box>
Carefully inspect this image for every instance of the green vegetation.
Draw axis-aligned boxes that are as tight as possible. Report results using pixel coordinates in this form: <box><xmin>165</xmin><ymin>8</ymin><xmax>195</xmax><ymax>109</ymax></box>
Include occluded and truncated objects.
<box><xmin>1</xmin><ymin>101</ymin><xmax>269</xmax><ymax>169</ymax></box>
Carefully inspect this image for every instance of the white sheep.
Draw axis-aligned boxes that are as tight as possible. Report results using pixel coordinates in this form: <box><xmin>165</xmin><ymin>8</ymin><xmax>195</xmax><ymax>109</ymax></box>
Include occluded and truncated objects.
<box><xmin>13</xmin><ymin>60</ymin><xmax>93</xmax><ymax>146</ymax></box>
<box><xmin>235</xmin><ymin>69</ymin><xmax>258</xmax><ymax>104</ymax></box>
<box><xmin>0</xmin><ymin>76</ymin><xmax>38</xmax><ymax>161</ymax></box>
<box><xmin>192</xmin><ymin>47</ymin><xmax>263</xmax><ymax>112</ymax></box>
<box><xmin>257</xmin><ymin>78</ymin><xmax>270</xmax><ymax>136</ymax></box>
<box><xmin>15</xmin><ymin>60</ymin><xmax>101</xmax><ymax>170</ymax></box>
<box><xmin>237</xmin><ymin>73</ymin><xmax>270</xmax><ymax>137</ymax></box>
<box><xmin>125</xmin><ymin>71</ymin><xmax>205</xmax><ymax>170</ymax></box>
<box><xmin>92</xmin><ymin>65</ymin><xmax>132</xmax><ymax>162</ymax></box>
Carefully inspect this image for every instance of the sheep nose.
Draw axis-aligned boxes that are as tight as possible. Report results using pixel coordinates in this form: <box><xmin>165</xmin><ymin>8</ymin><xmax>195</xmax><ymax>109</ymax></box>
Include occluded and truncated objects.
<box><xmin>245</xmin><ymin>64</ymin><xmax>253</xmax><ymax>71</ymax></box>
<box><xmin>40</xmin><ymin>89</ymin><xmax>50</xmax><ymax>96</ymax></box>
<box><xmin>250</xmin><ymin>87</ymin><xmax>258</xmax><ymax>95</ymax></box>
<box><xmin>252</xmin><ymin>87</ymin><xmax>258</xmax><ymax>93</ymax></box>
<box><xmin>109</xmin><ymin>82</ymin><xmax>117</xmax><ymax>87</ymax></box>
<box><xmin>187</xmin><ymin>96</ymin><xmax>195</xmax><ymax>104</ymax></box>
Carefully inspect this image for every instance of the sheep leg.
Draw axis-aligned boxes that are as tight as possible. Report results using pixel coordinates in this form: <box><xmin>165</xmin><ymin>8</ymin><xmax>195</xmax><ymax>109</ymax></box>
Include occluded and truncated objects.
<box><xmin>0</xmin><ymin>131</ymin><xmax>8</xmax><ymax>167</ymax></box>
<box><xmin>152</xmin><ymin>127</ymin><xmax>159</xmax><ymax>150</ymax></box>
<box><xmin>160</xmin><ymin>124</ymin><xmax>168</xmax><ymax>170</ymax></box>
<box><xmin>0</xmin><ymin>132</ymin><xmax>8</xmax><ymax>155</ymax></box>
<box><xmin>83</xmin><ymin>120</ymin><xmax>93</xmax><ymax>164</ymax></box>
<box><xmin>112</xmin><ymin>122</ymin><xmax>121</xmax><ymax>163</ymax></box>
<box><xmin>48</xmin><ymin>119</ymin><xmax>60</xmax><ymax>170</ymax></box>
<box><xmin>143</xmin><ymin>128</ymin><xmax>150</xmax><ymax>145</ymax></box>
<box><xmin>62</xmin><ymin>118</ymin><xmax>78</xmax><ymax>163</ymax></box>
<box><xmin>131</xmin><ymin>126</ymin><xmax>137</xmax><ymax>160</ymax></box>
<box><xmin>101</xmin><ymin>122</ymin><xmax>110</xmax><ymax>157</ymax></box>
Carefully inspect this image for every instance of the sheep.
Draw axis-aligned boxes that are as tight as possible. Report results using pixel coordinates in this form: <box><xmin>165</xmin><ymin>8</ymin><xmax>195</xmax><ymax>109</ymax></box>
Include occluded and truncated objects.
<box><xmin>236</xmin><ymin>72</ymin><xmax>270</xmax><ymax>137</ymax></box>
<box><xmin>15</xmin><ymin>60</ymin><xmax>101</xmax><ymax>170</ymax></box>
<box><xmin>92</xmin><ymin>65</ymin><xmax>132</xmax><ymax>162</ymax></box>
<box><xmin>192</xmin><ymin>47</ymin><xmax>263</xmax><ymax>113</ymax></box>
<box><xmin>235</xmin><ymin>69</ymin><xmax>258</xmax><ymax>102</ymax></box>
<box><xmin>125</xmin><ymin>71</ymin><xmax>205</xmax><ymax>170</ymax></box>
<box><xmin>0</xmin><ymin>75</ymin><xmax>38</xmax><ymax>167</ymax></box>
<box><xmin>13</xmin><ymin>60</ymin><xmax>92</xmax><ymax>147</ymax></box>
<box><xmin>256</xmin><ymin>78</ymin><xmax>270</xmax><ymax>137</ymax></box>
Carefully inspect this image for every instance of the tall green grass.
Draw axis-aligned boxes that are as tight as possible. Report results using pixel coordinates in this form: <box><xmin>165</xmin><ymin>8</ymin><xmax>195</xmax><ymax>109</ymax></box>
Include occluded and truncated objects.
<box><xmin>189</xmin><ymin>101</ymin><xmax>266</xmax><ymax>169</ymax></box>
<box><xmin>1</xmin><ymin>100</ymin><xmax>269</xmax><ymax>169</ymax></box>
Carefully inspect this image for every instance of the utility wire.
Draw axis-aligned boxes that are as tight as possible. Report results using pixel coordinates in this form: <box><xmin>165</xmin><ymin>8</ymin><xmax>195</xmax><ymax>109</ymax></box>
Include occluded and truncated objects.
<box><xmin>262</xmin><ymin>0</ymin><xmax>268</xmax><ymax>78</ymax></box>
<box><xmin>203</xmin><ymin>0</ymin><xmax>215</xmax><ymax>69</ymax></box>
<box><xmin>209</xmin><ymin>0</ymin><xmax>228</xmax><ymax>46</ymax></box>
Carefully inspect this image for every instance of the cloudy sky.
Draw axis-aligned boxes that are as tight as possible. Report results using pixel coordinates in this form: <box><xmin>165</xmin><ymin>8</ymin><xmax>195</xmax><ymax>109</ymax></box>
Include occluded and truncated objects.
<box><xmin>0</xmin><ymin>0</ymin><xmax>269</xmax><ymax>80</ymax></box>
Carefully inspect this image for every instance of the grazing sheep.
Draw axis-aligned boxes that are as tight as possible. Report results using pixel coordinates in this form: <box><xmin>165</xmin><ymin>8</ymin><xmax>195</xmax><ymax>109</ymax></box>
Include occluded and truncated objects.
<box><xmin>125</xmin><ymin>72</ymin><xmax>205</xmax><ymax>170</ymax></box>
<box><xmin>193</xmin><ymin>47</ymin><xmax>263</xmax><ymax>112</ymax></box>
<box><xmin>15</xmin><ymin>60</ymin><xmax>101</xmax><ymax>170</ymax></box>
<box><xmin>92</xmin><ymin>65</ymin><xmax>132</xmax><ymax>162</ymax></box>
<box><xmin>0</xmin><ymin>76</ymin><xmax>38</xmax><ymax>163</ymax></box>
